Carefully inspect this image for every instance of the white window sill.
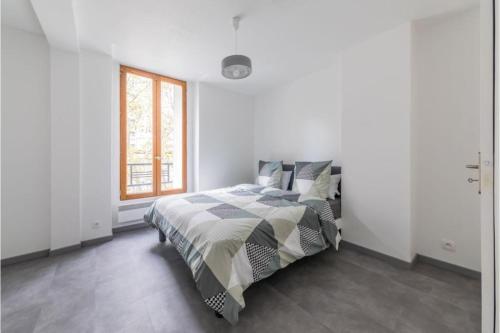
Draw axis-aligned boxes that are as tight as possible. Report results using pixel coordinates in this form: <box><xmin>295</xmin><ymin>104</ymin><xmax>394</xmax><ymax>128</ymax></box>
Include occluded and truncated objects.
<box><xmin>118</xmin><ymin>191</ymin><xmax>191</xmax><ymax>208</ymax></box>
<box><xmin>119</xmin><ymin>196</ymin><xmax>160</xmax><ymax>208</ymax></box>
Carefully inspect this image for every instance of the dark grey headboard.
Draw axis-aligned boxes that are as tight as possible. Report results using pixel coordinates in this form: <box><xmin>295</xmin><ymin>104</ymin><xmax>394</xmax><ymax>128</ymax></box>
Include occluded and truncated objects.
<box><xmin>282</xmin><ymin>164</ymin><xmax>341</xmax><ymax>192</ymax></box>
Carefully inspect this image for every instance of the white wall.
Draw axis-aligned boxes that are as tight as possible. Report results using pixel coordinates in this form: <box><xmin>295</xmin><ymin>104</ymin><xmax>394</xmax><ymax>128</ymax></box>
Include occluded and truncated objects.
<box><xmin>186</xmin><ymin>81</ymin><xmax>196</xmax><ymax>193</ymax></box>
<box><xmin>254</xmin><ymin>60</ymin><xmax>342</xmax><ymax>168</ymax></box>
<box><xmin>111</xmin><ymin>62</ymin><xmax>120</xmax><ymax>225</ymax></box>
<box><xmin>1</xmin><ymin>26</ymin><xmax>115</xmax><ymax>257</ymax></box>
<box><xmin>341</xmin><ymin>23</ymin><xmax>414</xmax><ymax>262</ymax></box>
<box><xmin>1</xmin><ymin>27</ymin><xmax>51</xmax><ymax>259</ymax></box>
<box><xmin>413</xmin><ymin>8</ymin><xmax>480</xmax><ymax>271</ymax></box>
<box><xmin>197</xmin><ymin>83</ymin><xmax>254</xmax><ymax>191</ymax></box>
<box><xmin>50</xmin><ymin>47</ymin><xmax>81</xmax><ymax>250</ymax></box>
<box><xmin>80</xmin><ymin>50</ymin><xmax>113</xmax><ymax>241</ymax></box>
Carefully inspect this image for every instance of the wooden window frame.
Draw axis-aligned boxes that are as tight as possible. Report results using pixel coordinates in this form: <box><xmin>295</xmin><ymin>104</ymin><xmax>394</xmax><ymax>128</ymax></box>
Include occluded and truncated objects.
<box><xmin>120</xmin><ymin>65</ymin><xmax>187</xmax><ymax>201</ymax></box>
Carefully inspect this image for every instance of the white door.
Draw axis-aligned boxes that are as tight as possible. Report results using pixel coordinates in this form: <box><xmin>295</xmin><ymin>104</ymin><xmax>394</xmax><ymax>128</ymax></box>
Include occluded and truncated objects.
<box><xmin>480</xmin><ymin>0</ymin><xmax>497</xmax><ymax>332</ymax></box>
<box><xmin>412</xmin><ymin>9</ymin><xmax>482</xmax><ymax>271</ymax></box>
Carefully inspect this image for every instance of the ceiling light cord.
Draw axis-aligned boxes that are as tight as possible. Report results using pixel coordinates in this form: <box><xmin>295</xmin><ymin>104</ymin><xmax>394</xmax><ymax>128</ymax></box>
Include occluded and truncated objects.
<box><xmin>234</xmin><ymin>30</ymin><xmax>238</xmax><ymax>54</ymax></box>
<box><xmin>233</xmin><ymin>16</ymin><xmax>240</xmax><ymax>55</ymax></box>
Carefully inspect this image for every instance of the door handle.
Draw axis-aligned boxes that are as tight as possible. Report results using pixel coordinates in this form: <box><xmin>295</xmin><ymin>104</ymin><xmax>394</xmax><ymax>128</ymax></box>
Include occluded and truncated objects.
<box><xmin>465</xmin><ymin>152</ymin><xmax>481</xmax><ymax>194</ymax></box>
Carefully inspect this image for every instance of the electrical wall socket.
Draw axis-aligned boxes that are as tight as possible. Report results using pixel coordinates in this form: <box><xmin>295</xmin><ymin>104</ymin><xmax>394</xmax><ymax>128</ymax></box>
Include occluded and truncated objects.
<box><xmin>441</xmin><ymin>239</ymin><xmax>456</xmax><ymax>252</ymax></box>
<box><xmin>92</xmin><ymin>221</ymin><xmax>101</xmax><ymax>229</ymax></box>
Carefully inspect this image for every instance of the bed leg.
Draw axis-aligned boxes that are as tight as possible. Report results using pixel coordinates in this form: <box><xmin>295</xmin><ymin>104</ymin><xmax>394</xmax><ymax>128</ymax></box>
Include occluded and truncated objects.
<box><xmin>159</xmin><ymin>230</ymin><xmax>166</xmax><ymax>243</ymax></box>
<box><xmin>214</xmin><ymin>311</ymin><xmax>223</xmax><ymax>319</ymax></box>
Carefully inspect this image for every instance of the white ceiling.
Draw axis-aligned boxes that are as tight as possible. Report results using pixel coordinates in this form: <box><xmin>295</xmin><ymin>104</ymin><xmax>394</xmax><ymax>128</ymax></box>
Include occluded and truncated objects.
<box><xmin>3</xmin><ymin>0</ymin><xmax>478</xmax><ymax>95</ymax></box>
<box><xmin>2</xmin><ymin>0</ymin><xmax>43</xmax><ymax>35</ymax></box>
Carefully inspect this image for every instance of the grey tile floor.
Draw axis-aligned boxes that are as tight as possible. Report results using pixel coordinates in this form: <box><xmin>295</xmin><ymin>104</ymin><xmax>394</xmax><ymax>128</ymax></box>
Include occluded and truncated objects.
<box><xmin>1</xmin><ymin>228</ymin><xmax>481</xmax><ymax>333</ymax></box>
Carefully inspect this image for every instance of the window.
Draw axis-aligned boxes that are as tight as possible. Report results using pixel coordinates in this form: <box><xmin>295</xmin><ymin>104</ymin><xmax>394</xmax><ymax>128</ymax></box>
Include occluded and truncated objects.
<box><xmin>120</xmin><ymin>65</ymin><xmax>187</xmax><ymax>200</ymax></box>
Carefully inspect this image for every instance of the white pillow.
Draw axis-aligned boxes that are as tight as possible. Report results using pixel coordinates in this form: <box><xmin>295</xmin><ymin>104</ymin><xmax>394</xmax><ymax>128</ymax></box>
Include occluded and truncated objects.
<box><xmin>281</xmin><ymin>171</ymin><xmax>293</xmax><ymax>191</ymax></box>
<box><xmin>328</xmin><ymin>174</ymin><xmax>341</xmax><ymax>198</ymax></box>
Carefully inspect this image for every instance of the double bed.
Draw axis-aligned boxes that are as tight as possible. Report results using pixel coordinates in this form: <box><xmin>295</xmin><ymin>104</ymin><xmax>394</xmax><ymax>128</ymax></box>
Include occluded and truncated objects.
<box><xmin>144</xmin><ymin>165</ymin><xmax>341</xmax><ymax>324</ymax></box>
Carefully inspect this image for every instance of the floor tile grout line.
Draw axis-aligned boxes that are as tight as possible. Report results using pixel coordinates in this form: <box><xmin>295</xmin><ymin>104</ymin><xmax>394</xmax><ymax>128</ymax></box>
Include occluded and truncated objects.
<box><xmin>262</xmin><ymin>281</ymin><xmax>360</xmax><ymax>333</ymax></box>
<box><xmin>142</xmin><ymin>292</ymin><xmax>160</xmax><ymax>333</ymax></box>
<box><xmin>333</xmin><ymin>253</ymin><xmax>480</xmax><ymax>319</ymax></box>
<box><xmin>30</xmin><ymin>301</ymin><xmax>47</xmax><ymax>333</ymax></box>
<box><xmin>277</xmin><ymin>251</ymin><xmax>475</xmax><ymax>332</ymax></box>
<box><xmin>335</xmin><ymin>251</ymin><xmax>480</xmax><ymax>293</ymax></box>
<box><xmin>29</xmin><ymin>260</ymin><xmax>59</xmax><ymax>333</ymax></box>
<box><xmin>338</xmin><ymin>248</ymin><xmax>479</xmax><ymax>287</ymax></box>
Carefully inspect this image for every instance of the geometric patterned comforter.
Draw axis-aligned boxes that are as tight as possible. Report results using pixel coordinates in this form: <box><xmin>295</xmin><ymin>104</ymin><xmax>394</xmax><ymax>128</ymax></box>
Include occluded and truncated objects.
<box><xmin>144</xmin><ymin>184</ymin><xmax>340</xmax><ymax>324</ymax></box>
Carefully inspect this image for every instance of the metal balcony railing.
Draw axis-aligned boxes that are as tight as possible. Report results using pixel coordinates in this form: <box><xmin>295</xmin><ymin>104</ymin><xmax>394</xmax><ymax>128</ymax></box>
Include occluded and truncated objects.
<box><xmin>127</xmin><ymin>162</ymin><xmax>173</xmax><ymax>188</ymax></box>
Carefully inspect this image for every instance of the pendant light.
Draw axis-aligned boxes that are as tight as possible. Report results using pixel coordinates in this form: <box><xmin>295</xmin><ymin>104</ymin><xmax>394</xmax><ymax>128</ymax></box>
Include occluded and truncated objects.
<box><xmin>221</xmin><ymin>16</ymin><xmax>252</xmax><ymax>80</ymax></box>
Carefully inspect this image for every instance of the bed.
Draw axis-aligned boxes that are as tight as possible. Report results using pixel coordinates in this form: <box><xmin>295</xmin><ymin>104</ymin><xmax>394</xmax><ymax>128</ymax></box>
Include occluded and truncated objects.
<box><xmin>144</xmin><ymin>166</ymin><xmax>342</xmax><ymax>324</ymax></box>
